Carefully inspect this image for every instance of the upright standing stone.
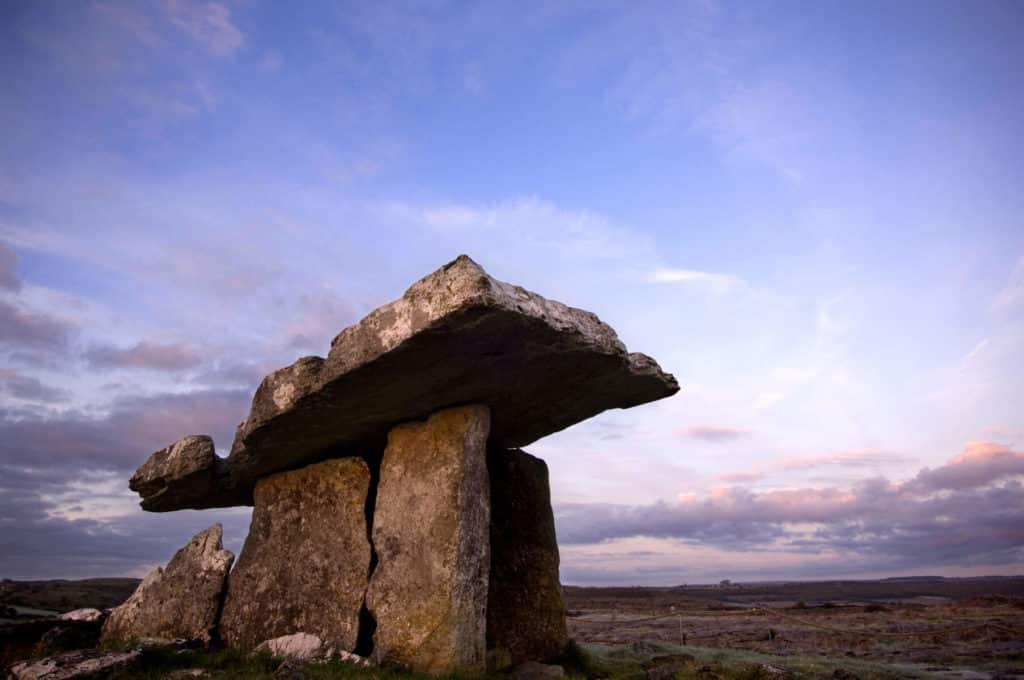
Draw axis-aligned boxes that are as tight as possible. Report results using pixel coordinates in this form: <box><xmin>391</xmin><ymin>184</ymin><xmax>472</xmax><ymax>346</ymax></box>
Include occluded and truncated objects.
<box><xmin>487</xmin><ymin>448</ymin><xmax>569</xmax><ymax>667</ymax></box>
<box><xmin>367</xmin><ymin>405</ymin><xmax>491</xmax><ymax>674</ymax></box>
<box><xmin>219</xmin><ymin>458</ymin><xmax>371</xmax><ymax>650</ymax></box>
<box><xmin>100</xmin><ymin>524</ymin><xmax>233</xmax><ymax>645</ymax></box>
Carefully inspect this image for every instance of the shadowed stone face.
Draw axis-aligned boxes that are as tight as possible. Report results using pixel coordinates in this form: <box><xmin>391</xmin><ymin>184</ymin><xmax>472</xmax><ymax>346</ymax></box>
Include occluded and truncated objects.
<box><xmin>367</xmin><ymin>405</ymin><xmax>491</xmax><ymax>675</ymax></box>
<box><xmin>487</xmin><ymin>448</ymin><xmax>568</xmax><ymax>667</ymax></box>
<box><xmin>219</xmin><ymin>458</ymin><xmax>372</xmax><ymax>651</ymax></box>
<box><xmin>100</xmin><ymin>524</ymin><xmax>233</xmax><ymax>645</ymax></box>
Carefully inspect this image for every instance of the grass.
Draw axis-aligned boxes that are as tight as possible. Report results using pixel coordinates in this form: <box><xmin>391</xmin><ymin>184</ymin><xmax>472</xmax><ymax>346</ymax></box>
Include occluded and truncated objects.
<box><xmin>52</xmin><ymin>638</ymin><xmax>985</xmax><ymax>679</ymax></box>
<box><xmin>578</xmin><ymin>640</ymin><xmax>948</xmax><ymax>680</ymax></box>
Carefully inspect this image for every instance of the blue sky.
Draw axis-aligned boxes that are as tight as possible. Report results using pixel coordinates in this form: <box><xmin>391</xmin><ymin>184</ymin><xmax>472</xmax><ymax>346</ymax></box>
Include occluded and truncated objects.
<box><xmin>1</xmin><ymin>0</ymin><xmax>1022</xmax><ymax>584</ymax></box>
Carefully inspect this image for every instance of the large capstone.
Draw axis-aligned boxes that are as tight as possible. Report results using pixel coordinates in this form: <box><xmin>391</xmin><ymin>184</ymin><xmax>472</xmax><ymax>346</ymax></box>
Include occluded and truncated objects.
<box><xmin>129</xmin><ymin>435</ymin><xmax>251</xmax><ymax>512</ymax></box>
<box><xmin>367</xmin><ymin>405</ymin><xmax>491</xmax><ymax>674</ymax></box>
<box><xmin>122</xmin><ymin>254</ymin><xmax>676</xmax><ymax>512</ymax></box>
<box><xmin>100</xmin><ymin>524</ymin><xmax>233</xmax><ymax>645</ymax></box>
<box><xmin>487</xmin><ymin>448</ymin><xmax>569</xmax><ymax>667</ymax></box>
<box><xmin>219</xmin><ymin>458</ymin><xmax>371</xmax><ymax>651</ymax></box>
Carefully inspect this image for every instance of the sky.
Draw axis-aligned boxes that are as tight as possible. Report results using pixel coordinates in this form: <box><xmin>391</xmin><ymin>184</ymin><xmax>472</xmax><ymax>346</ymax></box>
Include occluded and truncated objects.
<box><xmin>1</xmin><ymin>0</ymin><xmax>1022</xmax><ymax>585</ymax></box>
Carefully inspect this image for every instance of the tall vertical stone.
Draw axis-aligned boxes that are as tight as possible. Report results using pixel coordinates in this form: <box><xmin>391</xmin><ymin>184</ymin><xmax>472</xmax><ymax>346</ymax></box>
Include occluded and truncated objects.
<box><xmin>487</xmin><ymin>448</ymin><xmax>568</xmax><ymax>667</ymax></box>
<box><xmin>100</xmin><ymin>524</ymin><xmax>233</xmax><ymax>645</ymax></box>
<box><xmin>367</xmin><ymin>405</ymin><xmax>491</xmax><ymax>675</ymax></box>
<box><xmin>219</xmin><ymin>458</ymin><xmax>371</xmax><ymax>650</ymax></box>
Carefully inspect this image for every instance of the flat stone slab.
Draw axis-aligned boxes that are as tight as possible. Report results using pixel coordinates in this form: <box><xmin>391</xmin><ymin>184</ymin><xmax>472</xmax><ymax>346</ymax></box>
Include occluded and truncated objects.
<box><xmin>8</xmin><ymin>649</ymin><xmax>141</xmax><ymax>680</ymax></box>
<box><xmin>100</xmin><ymin>524</ymin><xmax>233</xmax><ymax>645</ymax></box>
<box><xmin>219</xmin><ymin>458</ymin><xmax>372</xmax><ymax>651</ymax></box>
<box><xmin>367</xmin><ymin>405</ymin><xmax>491</xmax><ymax>674</ymax></box>
<box><xmin>131</xmin><ymin>254</ymin><xmax>678</xmax><ymax>511</ymax></box>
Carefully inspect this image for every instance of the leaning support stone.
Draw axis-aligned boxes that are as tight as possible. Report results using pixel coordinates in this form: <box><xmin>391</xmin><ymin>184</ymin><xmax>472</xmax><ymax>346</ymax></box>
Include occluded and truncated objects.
<box><xmin>367</xmin><ymin>405</ymin><xmax>491</xmax><ymax>675</ymax></box>
<box><xmin>100</xmin><ymin>524</ymin><xmax>233</xmax><ymax>645</ymax></box>
<box><xmin>219</xmin><ymin>458</ymin><xmax>372</xmax><ymax>650</ymax></box>
<box><xmin>487</xmin><ymin>448</ymin><xmax>569</xmax><ymax>668</ymax></box>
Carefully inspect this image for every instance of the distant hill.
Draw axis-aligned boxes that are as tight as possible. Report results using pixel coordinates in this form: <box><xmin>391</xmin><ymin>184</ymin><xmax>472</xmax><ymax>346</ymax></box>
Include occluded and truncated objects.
<box><xmin>0</xmin><ymin>578</ymin><xmax>141</xmax><ymax>613</ymax></box>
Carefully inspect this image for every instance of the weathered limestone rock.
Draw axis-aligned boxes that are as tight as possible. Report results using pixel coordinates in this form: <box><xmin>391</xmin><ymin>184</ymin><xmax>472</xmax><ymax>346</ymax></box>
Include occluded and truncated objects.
<box><xmin>100</xmin><ymin>524</ymin><xmax>233</xmax><ymax>645</ymax></box>
<box><xmin>255</xmin><ymin>633</ymin><xmax>374</xmax><ymax>665</ymax></box>
<box><xmin>219</xmin><ymin>458</ymin><xmax>371</xmax><ymax>650</ymax></box>
<box><xmin>223</xmin><ymin>255</ymin><xmax>678</xmax><ymax>491</ymax></box>
<box><xmin>56</xmin><ymin>609</ymin><xmax>103</xmax><ymax>623</ymax></box>
<box><xmin>130</xmin><ymin>435</ymin><xmax>250</xmax><ymax>512</ymax></box>
<box><xmin>8</xmin><ymin>649</ymin><xmax>141</xmax><ymax>680</ymax></box>
<box><xmin>367</xmin><ymin>405</ymin><xmax>491</xmax><ymax>674</ymax></box>
<box><xmin>487</xmin><ymin>448</ymin><xmax>568</xmax><ymax>667</ymax></box>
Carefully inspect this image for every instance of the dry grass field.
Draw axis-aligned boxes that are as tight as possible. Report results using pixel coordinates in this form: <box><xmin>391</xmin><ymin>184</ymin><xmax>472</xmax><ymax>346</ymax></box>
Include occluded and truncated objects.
<box><xmin>565</xmin><ymin>578</ymin><xmax>1024</xmax><ymax>678</ymax></box>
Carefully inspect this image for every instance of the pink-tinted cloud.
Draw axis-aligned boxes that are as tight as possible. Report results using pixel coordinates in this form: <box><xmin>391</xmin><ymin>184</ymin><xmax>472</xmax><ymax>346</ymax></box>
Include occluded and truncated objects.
<box><xmin>679</xmin><ymin>425</ymin><xmax>750</xmax><ymax>442</ymax></box>
<box><xmin>0</xmin><ymin>368</ymin><xmax>70</xmax><ymax>403</ymax></box>
<box><xmin>85</xmin><ymin>341</ymin><xmax>203</xmax><ymax>372</ymax></box>
<box><xmin>0</xmin><ymin>299</ymin><xmax>73</xmax><ymax>348</ymax></box>
<box><xmin>556</xmin><ymin>441</ymin><xmax>1024</xmax><ymax>573</ymax></box>
<box><xmin>906</xmin><ymin>442</ymin><xmax>1024</xmax><ymax>493</ymax></box>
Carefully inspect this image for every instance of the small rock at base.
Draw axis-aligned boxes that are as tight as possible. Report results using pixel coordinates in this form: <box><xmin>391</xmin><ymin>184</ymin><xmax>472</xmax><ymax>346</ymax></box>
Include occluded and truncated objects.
<box><xmin>56</xmin><ymin>609</ymin><xmax>103</xmax><ymax>623</ymax></box>
<box><xmin>255</xmin><ymin>632</ymin><xmax>373</xmax><ymax>666</ymax></box>
<box><xmin>7</xmin><ymin>649</ymin><xmax>141</xmax><ymax>680</ymax></box>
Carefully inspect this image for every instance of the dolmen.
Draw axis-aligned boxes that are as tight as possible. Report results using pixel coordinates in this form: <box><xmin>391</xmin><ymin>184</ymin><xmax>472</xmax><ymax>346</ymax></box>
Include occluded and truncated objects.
<box><xmin>105</xmin><ymin>255</ymin><xmax>678</xmax><ymax>675</ymax></box>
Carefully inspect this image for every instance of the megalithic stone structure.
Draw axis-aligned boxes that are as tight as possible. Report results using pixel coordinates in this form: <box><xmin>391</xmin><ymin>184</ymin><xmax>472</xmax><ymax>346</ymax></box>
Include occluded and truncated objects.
<box><xmin>115</xmin><ymin>255</ymin><xmax>679</xmax><ymax>675</ymax></box>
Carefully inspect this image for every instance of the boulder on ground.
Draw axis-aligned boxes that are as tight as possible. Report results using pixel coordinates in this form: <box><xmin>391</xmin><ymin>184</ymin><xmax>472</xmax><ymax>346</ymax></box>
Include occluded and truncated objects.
<box><xmin>487</xmin><ymin>448</ymin><xmax>568</xmax><ymax>667</ymax></box>
<box><xmin>7</xmin><ymin>648</ymin><xmax>141</xmax><ymax>680</ymax></box>
<box><xmin>131</xmin><ymin>255</ymin><xmax>679</xmax><ymax>511</ymax></box>
<box><xmin>55</xmin><ymin>609</ymin><xmax>103</xmax><ymax>623</ymax></box>
<box><xmin>219</xmin><ymin>458</ymin><xmax>371</xmax><ymax>651</ymax></box>
<box><xmin>100</xmin><ymin>524</ymin><xmax>233</xmax><ymax>645</ymax></box>
<box><xmin>367</xmin><ymin>405</ymin><xmax>491</xmax><ymax>674</ymax></box>
<box><xmin>130</xmin><ymin>435</ymin><xmax>251</xmax><ymax>511</ymax></box>
<box><xmin>255</xmin><ymin>632</ymin><xmax>373</xmax><ymax>665</ymax></box>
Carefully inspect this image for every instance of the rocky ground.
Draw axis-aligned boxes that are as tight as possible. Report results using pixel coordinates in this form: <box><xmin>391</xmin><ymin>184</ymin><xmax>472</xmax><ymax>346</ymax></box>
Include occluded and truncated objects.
<box><xmin>3</xmin><ymin>577</ymin><xmax>1023</xmax><ymax>679</ymax></box>
<box><xmin>565</xmin><ymin>578</ymin><xmax>1024</xmax><ymax>679</ymax></box>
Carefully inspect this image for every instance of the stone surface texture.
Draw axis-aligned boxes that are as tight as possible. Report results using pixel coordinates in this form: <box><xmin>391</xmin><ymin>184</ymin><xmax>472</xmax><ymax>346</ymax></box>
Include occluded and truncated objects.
<box><xmin>8</xmin><ymin>649</ymin><xmax>141</xmax><ymax>680</ymax></box>
<box><xmin>366</xmin><ymin>405</ymin><xmax>491</xmax><ymax>675</ymax></box>
<box><xmin>487</xmin><ymin>448</ymin><xmax>569</xmax><ymax>666</ymax></box>
<box><xmin>130</xmin><ymin>435</ymin><xmax>250</xmax><ymax>512</ymax></box>
<box><xmin>255</xmin><ymin>633</ymin><xmax>374</xmax><ymax>665</ymax></box>
<box><xmin>100</xmin><ymin>524</ymin><xmax>233</xmax><ymax>645</ymax></box>
<box><xmin>219</xmin><ymin>458</ymin><xmax>371</xmax><ymax>651</ymax></box>
<box><xmin>56</xmin><ymin>609</ymin><xmax>103</xmax><ymax>623</ymax></box>
<box><xmin>222</xmin><ymin>254</ymin><xmax>678</xmax><ymax>491</ymax></box>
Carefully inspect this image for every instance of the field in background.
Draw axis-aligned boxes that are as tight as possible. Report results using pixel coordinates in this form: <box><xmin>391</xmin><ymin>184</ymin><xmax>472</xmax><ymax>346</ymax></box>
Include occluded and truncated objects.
<box><xmin>2</xmin><ymin>575</ymin><xmax>1023</xmax><ymax>678</ymax></box>
<box><xmin>565</xmin><ymin>577</ymin><xmax>1024</xmax><ymax>678</ymax></box>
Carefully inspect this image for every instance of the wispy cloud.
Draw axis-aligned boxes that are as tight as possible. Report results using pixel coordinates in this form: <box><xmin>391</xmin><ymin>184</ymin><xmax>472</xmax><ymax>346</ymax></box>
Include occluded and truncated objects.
<box><xmin>678</xmin><ymin>424</ymin><xmax>750</xmax><ymax>442</ymax></box>
<box><xmin>0</xmin><ymin>369</ymin><xmax>70</xmax><ymax>403</ymax></box>
<box><xmin>647</xmin><ymin>268</ymin><xmax>744</xmax><ymax>294</ymax></box>
<box><xmin>0</xmin><ymin>299</ymin><xmax>73</xmax><ymax>349</ymax></box>
<box><xmin>163</xmin><ymin>0</ymin><xmax>243</xmax><ymax>57</ymax></box>
<box><xmin>84</xmin><ymin>341</ymin><xmax>203</xmax><ymax>372</ymax></box>
<box><xmin>992</xmin><ymin>255</ymin><xmax>1024</xmax><ymax>313</ymax></box>
<box><xmin>0</xmin><ymin>242</ymin><xmax>20</xmax><ymax>291</ymax></box>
